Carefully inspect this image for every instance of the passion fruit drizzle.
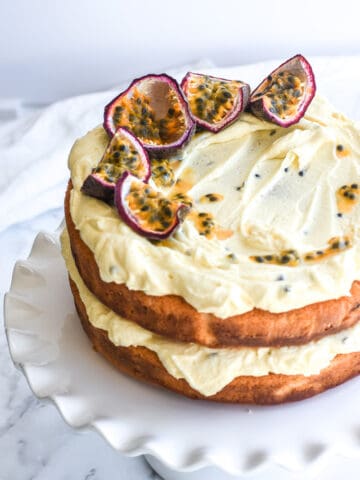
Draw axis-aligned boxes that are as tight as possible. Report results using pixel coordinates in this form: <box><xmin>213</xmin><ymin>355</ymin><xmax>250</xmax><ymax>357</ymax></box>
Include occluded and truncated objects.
<box><xmin>186</xmin><ymin>76</ymin><xmax>240</xmax><ymax>125</ymax></box>
<box><xmin>168</xmin><ymin>170</ymin><xmax>195</xmax><ymax>207</ymax></box>
<box><xmin>170</xmin><ymin>191</ymin><xmax>193</xmax><ymax>207</ymax></box>
<box><xmin>164</xmin><ymin>169</ymin><xmax>231</xmax><ymax>238</ymax></box>
<box><xmin>254</xmin><ymin>71</ymin><xmax>305</xmax><ymax>120</ymax></box>
<box><xmin>199</xmin><ymin>193</ymin><xmax>224</xmax><ymax>203</ymax></box>
<box><xmin>251</xmin><ymin>236</ymin><xmax>352</xmax><ymax>266</ymax></box>
<box><xmin>112</xmin><ymin>88</ymin><xmax>187</xmax><ymax>146</ymax></box>
<box><xmin>336</xmin><ymin>184</ymin><xmax>359</xmax><ymax>214</ymax></box>
<box><xmin>189</xmin><ymin>211</ymin><xmax>216</xmax><ymax>237</ymax></box>
<box><xmin>186</xmin><ymin>211</ymin><xmax>233</xmax><ymax>239</ymax></box>
<box><xmin>172</xmin><ymin>167</ymin><xmax>195</xmax><ymax>193</ymax></box>
<box><xmin>94</xmin><ymin>133</ymin><xmax>148</xmax><ymax>183</ymax></box>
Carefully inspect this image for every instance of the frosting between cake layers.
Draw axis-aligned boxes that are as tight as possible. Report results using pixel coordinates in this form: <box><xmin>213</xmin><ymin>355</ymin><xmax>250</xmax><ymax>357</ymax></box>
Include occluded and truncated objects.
<box><xmin>61</xmin><ymin>228</ymin><xmax>360</xmax><ymax>396</ymax></box>
<box><xmin>68</xmin><ymin>94</ymin><xmax>360</xmax><ymax>318</ymax></box>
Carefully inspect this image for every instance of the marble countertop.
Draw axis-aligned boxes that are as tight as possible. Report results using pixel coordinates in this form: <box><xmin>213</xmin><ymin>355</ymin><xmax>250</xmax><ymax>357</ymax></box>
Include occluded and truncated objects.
<box><xmin>0</xmin><ymin>208</ymin><xmax>160</xmax><ymax>480</ymax></box>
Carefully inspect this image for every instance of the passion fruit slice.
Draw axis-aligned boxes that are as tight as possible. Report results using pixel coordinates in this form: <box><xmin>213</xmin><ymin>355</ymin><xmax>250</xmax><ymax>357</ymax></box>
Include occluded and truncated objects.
<box><xmin>115</xmin><ymin>172</ymin><xmax>189</xmax><ymax>239</ymax></box>
<box><xmin>104</xmin><ymin>74</ymin><xmax>195</xmax><ymax>156</ymax></box>
<box><xmin>181</xmin><ymin>72</ymin><xmax>250</xmax><ymax>132</ymax></box>
<box><xmin>249</xmin><ymin>54</ymin><xmax>316</xmax><ymax>127</ymax></box>
<box><xmin>81</xmin><ymin>127</ymin><xmax>151</xmax><ymax>203</ymax></box>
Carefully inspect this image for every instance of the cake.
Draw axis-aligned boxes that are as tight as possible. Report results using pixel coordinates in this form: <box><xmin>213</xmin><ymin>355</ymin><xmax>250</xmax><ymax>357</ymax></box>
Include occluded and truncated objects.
<box><xmin>61</xmin><ymin>56</ymin><xmax>360</xmax><ymax>404</ymax></box>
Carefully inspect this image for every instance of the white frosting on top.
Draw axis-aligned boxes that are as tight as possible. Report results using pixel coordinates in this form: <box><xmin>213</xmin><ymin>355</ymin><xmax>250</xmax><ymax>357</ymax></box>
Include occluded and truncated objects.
<box><xmin>62</xmin><ymin>229</ymin><xmax>360</xmax><ymax>396</ymax></box>
<box><xmin>69</xmin><ymin>95</ymin><xmax>360</xmax><ymax>318</ymax></box>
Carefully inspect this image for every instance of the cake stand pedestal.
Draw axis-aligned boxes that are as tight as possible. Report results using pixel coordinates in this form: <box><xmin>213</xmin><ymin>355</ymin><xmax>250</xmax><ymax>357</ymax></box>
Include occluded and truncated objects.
<box><xmin>4</xmin><ymin>229</ymin><xmax>360</xmax><ymax>480</ymax></box>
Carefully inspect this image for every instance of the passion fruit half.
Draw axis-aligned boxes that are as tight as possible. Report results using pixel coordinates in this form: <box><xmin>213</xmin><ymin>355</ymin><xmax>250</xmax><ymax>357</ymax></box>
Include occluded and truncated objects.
<box><xmin>181</xmin><ymin>72</ymin><xmax>250</xmax><ymax>132</ymax></box>
<box><xmin>250</xmin><ymin>54</ymin><xmax>316</xmax><ymax>127</ymax></box>
<box><xmin>104</xmin><ymin>74</ymin><xmax>195</xmax><ymax>156</ymax></box>
<box><xmin>81</xmin><ymin>127</ymin><xmax>151</xmax><ymax>204</ymax></box>
<box><xmin>115</xmin><ymin>172</ymin><xmax>189</xmax><ymax>239</ymax></box>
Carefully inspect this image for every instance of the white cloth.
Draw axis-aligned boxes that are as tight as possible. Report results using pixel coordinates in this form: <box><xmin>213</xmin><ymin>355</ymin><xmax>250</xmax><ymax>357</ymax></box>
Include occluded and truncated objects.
<box><xmin>0</xmin><ymin>60</ymin><xmax>214</xmax><ymax>233</ymax></box>
<box><xmin>0</xmin><ymin>91</ymin><xmax>112</xmax><ymax>232</ymax></box>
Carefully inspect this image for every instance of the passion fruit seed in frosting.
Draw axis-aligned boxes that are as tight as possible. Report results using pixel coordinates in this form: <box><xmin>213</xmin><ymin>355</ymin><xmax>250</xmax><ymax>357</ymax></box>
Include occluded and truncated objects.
<box><xmin>336</xmin><ymin>184</ymin><xmax>360</xmax><ymax>214</ymax></box>
<box><xmin>252</xmin><ymin>249</ymin><xmax>300</xmax><ymax>266</ymax></box>
<box><xmin>170</xmin><ymin>191</ymin><xmax>193</xmax><ymax>207</ymax></box>
<box><xmin>336</xmin><ymin>144</ymin><xmax>351</xmax><ymax>157</ymax></box>
<box><xmin>167</xmin><ymin>169</ymin><xmax>195</xmax><ymax>207</ymax></box>
<box><xmin>251</xmin><ymin>236</ymin><xmax>352</xmax><ymax>266</ymax></box>
<box><xmin>189</xmin><ymin>211</ymin><xmax>216</xmax><ymax>237</ymax></box>
<box><xmin>227</xmin><ymin>253</ymin><xmax>237</xmax><ymax>262</ymax></box>
<box><xmin>199</xmin><ymin>193</ymin><xmax>224</xmax><ymax>203</ymax></box>
<box><xmin>304</xmin><ymin>237</ymin><xmax>352</xmax><ymax>261</ymax></box>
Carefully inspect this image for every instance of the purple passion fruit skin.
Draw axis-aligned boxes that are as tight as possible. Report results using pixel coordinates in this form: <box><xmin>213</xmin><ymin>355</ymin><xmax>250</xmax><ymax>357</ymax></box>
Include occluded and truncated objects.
<box><xmin>104</xmin><ymin>74</ymin><xmax>195</xmax><ymax>157</ymax></box>
<box><xmin>81</xmin><ymin>127</ymin><xmax>151</xmax><ymax>204</ymax></box>
<box><xmin>114</xmin><ymin>172</ymin><xmax>189</xmax><ymax>240</ymax></box>
<box><xmin>249</xmin><ymin>54</ymin><xmax>316</xmax><ymax>127</ymax></box>
<box><xmin>181</xmin><ymin>72</ymin><xmax>250</xmax><ymax>133</ymax></box>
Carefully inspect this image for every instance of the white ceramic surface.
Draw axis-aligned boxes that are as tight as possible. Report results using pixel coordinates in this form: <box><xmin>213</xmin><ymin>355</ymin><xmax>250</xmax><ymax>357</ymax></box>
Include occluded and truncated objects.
<box><xmin>4</xmin><ymin>227</ymin><xmax>360</xmax><ymax>479</ymax></box>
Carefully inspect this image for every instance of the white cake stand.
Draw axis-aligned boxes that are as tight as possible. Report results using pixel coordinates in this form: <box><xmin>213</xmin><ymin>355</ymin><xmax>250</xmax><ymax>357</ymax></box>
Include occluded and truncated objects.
<box><xmin>4</xmin><ymin>228</ymin><xmax>360</xmax><ymax>480</ymax></box>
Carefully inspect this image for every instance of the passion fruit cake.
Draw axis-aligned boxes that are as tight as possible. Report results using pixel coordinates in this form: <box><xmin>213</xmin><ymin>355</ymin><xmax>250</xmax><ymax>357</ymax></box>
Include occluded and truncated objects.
<box><xmin>62</xmin><ymin>56</ymin><xmax>360</xmax><ymax>404</ymax></box>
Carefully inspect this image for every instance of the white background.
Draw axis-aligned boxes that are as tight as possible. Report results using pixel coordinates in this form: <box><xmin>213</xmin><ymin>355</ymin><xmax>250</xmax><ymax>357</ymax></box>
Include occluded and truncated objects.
<box><xmin>1</xmin><ymin>0</ymin><xmax>360</xmax><ymax>103</ymax></box>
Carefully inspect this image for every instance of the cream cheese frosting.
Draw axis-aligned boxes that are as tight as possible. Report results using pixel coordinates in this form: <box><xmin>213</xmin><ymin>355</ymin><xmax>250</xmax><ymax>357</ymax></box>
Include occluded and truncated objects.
<box><xmin>61</xmin><ymin>228</ymin><xmax>360</xmax><ymax>396</ymax></box>
<box><xmin>68</xmin><ymin>95</ymin><xmax>360</xmax><ymax>318</ymax></box>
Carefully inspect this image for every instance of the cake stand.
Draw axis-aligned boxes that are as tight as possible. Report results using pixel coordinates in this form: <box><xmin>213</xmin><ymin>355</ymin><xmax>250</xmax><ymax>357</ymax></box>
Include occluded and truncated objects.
<box><xmin>4</xmin><ymin>226</ymin><xmax>360</xmax><ymax>479</ymax></box>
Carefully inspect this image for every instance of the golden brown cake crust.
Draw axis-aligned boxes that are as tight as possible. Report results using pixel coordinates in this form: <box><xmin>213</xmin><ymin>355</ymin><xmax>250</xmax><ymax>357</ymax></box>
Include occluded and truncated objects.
<box><xmin>69</xmin><ymin>276</ymin><xmax>360</xmax><ymax>404</ymax></box>
<box><xmin>65</xmin><ymin>181</ymin><xmax>360</xmax><ymax>348</ymax></box>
